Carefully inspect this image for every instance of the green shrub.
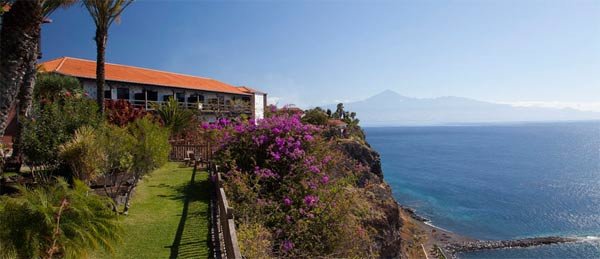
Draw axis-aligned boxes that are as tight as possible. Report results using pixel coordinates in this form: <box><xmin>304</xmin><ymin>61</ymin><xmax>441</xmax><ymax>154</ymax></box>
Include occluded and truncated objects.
<box><xmin>302</xmin><ymin>107</ymin><xmax>329</xmax><ymax>126</ymax></box>
<box><xmin>154</xmin><ymin>97</ymin><xmax>195</xmax><ymax>137</ymax></box>
<box><xmin>21</xmin><ymin>97</ymin><xmax>101</xmax><ymax>171</ymax></box>
<box><xmin>0</xmin><ymin>179</ymin><xmax>121</xmax><ymax>258</ymax></box>
<box><xmin>237</xmin><ymin>222</ymin><xmax>273</xmax><ymax>259</ymax></box>
<box><xmin>59</xmin><ymin>126</ymin><xmax>105</xmax><ymax>182</ymax></box>
<box><xmin>34</xmin><ymin>73</ymin><xmax>84</xmax><ymax>103</ymax></box>
<box><xmin>129</xmin><ymin>117</ymin><xmax>170</xmax><ymax>175</ymax></box>
<box><xmin>96</xmin><ymin>123</ymin><xmax>135</xmax><ymax>175</ymax></box>
<box><xmin>121</xmin><ymin>117</ymin><xmax>170</xmax><ymax>213</ymax></box>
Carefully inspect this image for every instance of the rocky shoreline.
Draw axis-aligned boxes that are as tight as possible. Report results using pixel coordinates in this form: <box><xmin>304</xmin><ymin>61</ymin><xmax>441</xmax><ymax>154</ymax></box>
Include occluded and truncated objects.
<box><xmin>445</xmin><ymin>236</ymin><xmax>579</xmax><ymax>257</ymax></box>
<box><xmin>401</xmin><ymin>205</ymin><xmax>580</xmax><ymax>258</ymax></box>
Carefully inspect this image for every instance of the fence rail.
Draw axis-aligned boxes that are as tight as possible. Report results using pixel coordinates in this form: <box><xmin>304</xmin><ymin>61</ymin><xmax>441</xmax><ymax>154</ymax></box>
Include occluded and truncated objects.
<box><xmin>209</xmin><ymin>164</ymin><xmax>242</xmax><ymax>259</ymax></box>
<box><xmin>169</xmin><ymin>143</ymin><xmax>212</xmax><ymax>163</ymax></box>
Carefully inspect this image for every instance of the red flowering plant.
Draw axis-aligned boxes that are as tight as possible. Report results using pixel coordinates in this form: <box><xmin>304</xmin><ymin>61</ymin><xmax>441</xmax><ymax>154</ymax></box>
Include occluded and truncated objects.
<box><xmin>104</xmin><ymin>100</ymin><xmax>148</xmax><ymax>127</ymax></box>
<box><xmin>212</xmin><ymin>114</ymin><xmax>375</xmax><ymax>257</ymax></box>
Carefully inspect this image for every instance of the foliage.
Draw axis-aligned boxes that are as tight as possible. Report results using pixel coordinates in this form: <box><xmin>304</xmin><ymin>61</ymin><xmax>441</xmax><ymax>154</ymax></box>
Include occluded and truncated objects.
<box><xmin>21</xmin><ymin>97</ymin><xmax>101</xmax><ymax>169</ymax></box>
<box><xmin>212</xmin><ymin>115</ymin><xmax>375</xmax><ymax>257</ymax></box>
<box><xmin>0</xmin><ymin>178</ymin><xmax>121</xmax><ymax>259</ymax></box>
<box><xmin>104</xmin><ymin>99</ymin><xmax>148</xmax><ymax>127</ymax></box>
<box><xmin>154</xmin><ymin>97</ymin><xmax>195</xmax><ymax>137</ymax></box>
<box><xmin>34</xmin><ymin>73</ymin><xmax>83</xmax><ymax>103</ymax></box>
<box><xmin>82</xmin><ymin>0</ymin><xmax>134</xmax><ymax>30</ymax></box>
<box><xmin>96</xmin><ymin>123</ymin><xmax>135</xmax><ymax>175</ymax></box>
<box><xmin>59</xmin><ymin>126</ymin><xmax>104</xmax><ymax>182</ymax></box>
<box><xmin>128</xmin><ymin>117</ymin><xmax>170</xmax><ymax>175</ymax></box>
<box><xmin>237</xmin><ymin>223</ymin><xmax>273</xmax><ymax>258</ymax></box>
<box><xmin>302</xmin><ymin>107</ymin><xmax>329</xmax><ymax>126</ymax></box>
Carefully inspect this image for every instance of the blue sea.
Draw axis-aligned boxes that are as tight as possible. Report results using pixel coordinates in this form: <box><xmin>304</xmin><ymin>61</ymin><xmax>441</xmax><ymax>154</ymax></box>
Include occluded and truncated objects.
<box><xmin>365</xmin><ymin>122</ymin><xmax>600</xmax><ymax>258</ymax></box>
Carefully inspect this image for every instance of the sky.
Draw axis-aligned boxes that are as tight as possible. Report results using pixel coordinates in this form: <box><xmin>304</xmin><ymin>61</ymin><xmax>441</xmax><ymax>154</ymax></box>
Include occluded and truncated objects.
<box><xmin>41</xmin><ymin>0</ymin><xmax>600</xmax><ymax>110</ymax></box>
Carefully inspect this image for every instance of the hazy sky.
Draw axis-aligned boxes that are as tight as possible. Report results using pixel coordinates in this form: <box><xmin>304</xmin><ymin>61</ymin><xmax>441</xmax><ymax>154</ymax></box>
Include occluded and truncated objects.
<box><xmin>42</xmin><ymin>0</ymin><xmax>600</xmax><ymax>109</ymax></box>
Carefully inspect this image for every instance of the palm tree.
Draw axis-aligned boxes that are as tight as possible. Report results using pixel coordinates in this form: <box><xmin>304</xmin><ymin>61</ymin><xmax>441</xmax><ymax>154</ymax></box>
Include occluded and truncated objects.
<box><xmin>82</xmin><ymin>0</ymin><xmax>134</xmax><ymax>113</ymax></box>
<box><xmin>2</xmin><ymin>0</ymin><xmax>75</xmax><ymax>171</ymax></box>
<box><xmin>0</xmin><ymin>0</ymin><xmax>42</xmax><ymax>147</ymax></box>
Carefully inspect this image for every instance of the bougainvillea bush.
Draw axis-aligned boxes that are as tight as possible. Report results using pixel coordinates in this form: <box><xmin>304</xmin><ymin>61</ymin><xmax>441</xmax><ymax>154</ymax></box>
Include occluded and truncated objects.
<box><xmin>212</xmin><ymin>115</ymin><xmax>378</xmax><ymax>257</ymax></box>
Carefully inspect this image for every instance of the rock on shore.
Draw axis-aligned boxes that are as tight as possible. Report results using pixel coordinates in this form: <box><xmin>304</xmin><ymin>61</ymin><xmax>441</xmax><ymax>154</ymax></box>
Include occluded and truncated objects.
<box><xmin>445</xmin><ymin>236</ymin><xmax>579</xmax><ymax>256</ymax></box>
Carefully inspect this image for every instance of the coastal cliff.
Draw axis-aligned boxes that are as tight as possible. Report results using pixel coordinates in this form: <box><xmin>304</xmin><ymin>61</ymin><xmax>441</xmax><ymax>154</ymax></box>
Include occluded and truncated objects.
<box><xmin>336</xmin><ymin>137</ymin><xmax>579</xmax><ymax>259</ymax></box>
<box><xmin>336</xmin><ymin>139</ymin><xmax>403</xmax><ymax>258</ymax></box>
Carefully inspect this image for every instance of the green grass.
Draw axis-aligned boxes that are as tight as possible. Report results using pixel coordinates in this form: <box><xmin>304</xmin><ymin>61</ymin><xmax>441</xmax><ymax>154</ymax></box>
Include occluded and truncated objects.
<box><xmin>101</xmin><ymin>162</ymin><xmax>211</xmax><ymax>259</ymax></box>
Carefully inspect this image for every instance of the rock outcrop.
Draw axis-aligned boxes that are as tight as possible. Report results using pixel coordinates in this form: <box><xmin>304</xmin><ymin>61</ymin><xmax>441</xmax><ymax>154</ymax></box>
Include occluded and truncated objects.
<box><xmin>337</xmin><ymin>138</ymin><xmax>403</xmax><ymax>258</ymax></box>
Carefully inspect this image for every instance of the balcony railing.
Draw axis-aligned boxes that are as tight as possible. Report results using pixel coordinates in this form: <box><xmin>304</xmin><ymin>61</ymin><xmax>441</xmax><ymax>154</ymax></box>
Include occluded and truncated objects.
<box><xmin>116</xmin><ymin>99</ymin><xmax>253</xmax><ymax>114</ymax></box>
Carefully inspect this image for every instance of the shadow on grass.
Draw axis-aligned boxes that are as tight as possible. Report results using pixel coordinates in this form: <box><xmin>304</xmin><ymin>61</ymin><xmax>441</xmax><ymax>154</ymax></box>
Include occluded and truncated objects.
<box><xmin>167</xmin><ymin>167</ymin><xmax>212</xmax><ymax>259</ymax></box>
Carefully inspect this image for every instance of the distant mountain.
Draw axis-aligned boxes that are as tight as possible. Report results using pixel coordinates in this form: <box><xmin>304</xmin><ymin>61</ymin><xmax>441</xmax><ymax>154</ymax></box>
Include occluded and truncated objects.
<box><xmin>322</xmin><ymin>90</ymin><xmax>600</xmax><ymax>126</ymax></box>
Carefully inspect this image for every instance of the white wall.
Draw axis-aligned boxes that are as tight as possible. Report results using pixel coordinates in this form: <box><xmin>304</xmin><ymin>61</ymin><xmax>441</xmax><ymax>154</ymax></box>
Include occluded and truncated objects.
<box><xmin>254</xmin><ymin>94</ymin><xmax>265</xmax><ymax>120</ymax></box>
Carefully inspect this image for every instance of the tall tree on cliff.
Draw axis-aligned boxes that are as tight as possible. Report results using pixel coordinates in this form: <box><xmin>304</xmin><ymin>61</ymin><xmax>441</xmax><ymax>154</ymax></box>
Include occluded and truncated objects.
<box><xmin>83</xmin><ymin>0</ymin><xmax>134</xmax><ymax>113</ymax></box>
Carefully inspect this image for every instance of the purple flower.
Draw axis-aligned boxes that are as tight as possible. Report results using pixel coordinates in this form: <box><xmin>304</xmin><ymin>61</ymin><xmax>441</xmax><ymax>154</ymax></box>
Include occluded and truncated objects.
<box><xmin>285</xmin><ymin>215</ymin><xmax>293</xmax><ymax>223</ymax></box>
<box><xmin>303</xmin><ymin>195</ymin><xmax>318</xmax><ymax>207</ymax></box>
<box><xmin>270</xmin><ymin>151</ymin><xmax>281</xmax><ymax>161</ymax></box>
<box><xmin>304</xmin><ymin>134</ymin><xmax>314</xmax><ymax>141</ymax></box>
<box><xmin>254</xmin><ymin>167</ymin><xmax>278</xmax><ymax>178</ymax></box>
<box><xmin>283</xmin><ymin>197</ymin><xmax>292</xmax><ymax>206</ymax></box>
<box><xmin>309</xmin><ymin>165</ymin><xmax>320</xmax><ymax>174</ymax></box>
<box><xmin>321</xmin><ymin>175</ymin><xmax>329</xmax><ymax>184</ymax></box>
<box><xmin>282</xmin><ymin>240</ymin><xmax>294</xmax><ymax>252</ymax></box>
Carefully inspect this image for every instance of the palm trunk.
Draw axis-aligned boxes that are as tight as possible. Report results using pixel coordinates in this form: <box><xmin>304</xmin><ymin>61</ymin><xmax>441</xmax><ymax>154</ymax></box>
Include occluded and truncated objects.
<box><xmin>11</xmin><ymin>41</ymin><xmax>38</xmax><ymax>166</ymax></box>
<box><xmin>0</xmin><ymin>0</ymin><xmax>42</xmax><ymax>173</ymax></box>
<box><xmin>95</xmin><ymin>29</ymin><xmax>107</xmax><ymax>113</ymax></box>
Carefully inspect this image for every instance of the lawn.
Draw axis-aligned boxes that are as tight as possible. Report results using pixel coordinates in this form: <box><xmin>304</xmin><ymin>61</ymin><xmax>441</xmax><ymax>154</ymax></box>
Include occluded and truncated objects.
<box><xmin>102</xmin><ymin>162</ymin><xmax>211</xmax><ymax>258</ymax></box>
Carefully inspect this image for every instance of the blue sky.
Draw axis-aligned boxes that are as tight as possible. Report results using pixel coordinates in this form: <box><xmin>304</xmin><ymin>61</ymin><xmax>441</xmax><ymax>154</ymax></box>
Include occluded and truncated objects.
<box><xmin>42</xmin><ymin>0</ymin><xmax>600</xmax><ymax>109</ymax></box>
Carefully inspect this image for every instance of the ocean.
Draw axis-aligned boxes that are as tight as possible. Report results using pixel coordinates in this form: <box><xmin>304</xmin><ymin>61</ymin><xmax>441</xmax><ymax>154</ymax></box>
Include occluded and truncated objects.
<box><xmin>365</xmin><ymin>122</ymin><xmax>600</xmax><ymax>258</ymax></box>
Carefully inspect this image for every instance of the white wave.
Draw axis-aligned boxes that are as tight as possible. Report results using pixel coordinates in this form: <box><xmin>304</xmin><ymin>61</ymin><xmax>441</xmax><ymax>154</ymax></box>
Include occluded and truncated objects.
<box><xmin>583</xmin><ymin>236</ymin><xmax>600</xmax><ymax>240</ymax></box>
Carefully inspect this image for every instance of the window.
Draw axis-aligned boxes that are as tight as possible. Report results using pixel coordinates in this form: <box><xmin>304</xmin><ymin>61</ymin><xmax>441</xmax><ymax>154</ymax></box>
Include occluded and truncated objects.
<box><xmin>187</xmin><ymin>94</ymin><xmax>205</xmax><ymax>103</ymax></box>
<box><xmin>133</xmin><ymin>92</ymin><xmax>145</xmax><ymax>101</ymax></box>
<box><xmin>104</xmin><ymin>90</ymin><xmax>111</xmax><ymax>99</ymax></box>
<box><xmin>116</xmin><ymin>88</ymin><xmax>129</xmax><ymax>100</ymax></box>
<box><xmin>176</xmin><ymin>93</ymin><xmax>185</xmax><ymax>103</ymax></box>
<box><xmin>162</xmin><ymin>95</ymin><xmax>173</xmax><ymax>102</ymax></box>
<box><xmin>147</xmin><ymin>91</ymin><xmax>158</xmax><ymax>101</ymax></box>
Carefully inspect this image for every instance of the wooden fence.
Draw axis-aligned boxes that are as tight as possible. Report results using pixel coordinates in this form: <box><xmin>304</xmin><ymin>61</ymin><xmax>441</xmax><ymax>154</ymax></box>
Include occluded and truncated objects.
<box><xmin>169</xmin><ymin>142</ymin><xmax>212</xmax><ymax>163</ymax></box>
<box><xmin>209</xmin><ymin>164</ymin><xmax>242</xmax><ymax>259</ymax></box>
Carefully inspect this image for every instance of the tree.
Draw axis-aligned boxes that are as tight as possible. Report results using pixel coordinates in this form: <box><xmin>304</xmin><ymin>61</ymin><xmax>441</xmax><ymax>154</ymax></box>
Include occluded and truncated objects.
<box><xmin>302</xmin><ymin>108</ymin><xmax>329</xmax><ymax>126</ymax></box>
<box><xmin>33</xmin><ymin>73</ymin><xmax>83</xmax><ymax>103</ymax></box>
<box><xmin>82</xmin><ymin>0</ymin><xmax>134</xmax><ymax>113</ymax></box>
<box><xmin>0</xmin><ymin>0</ymin><xmax>75</xmax><ymax>173</ymax></box>
<box><xmin>332</xmin><ymin>103</ymin><xmax>345</xmax><ymax>119</ymax></box>
<box><xmin>123</xmin><ymin>117</ymin><xmax>169</xmax><ymax>213</ymax></box>
<box><xmin>0</xmin><ymin>1</ymin><xmax>43</xmax><ymax>162</ymax></box>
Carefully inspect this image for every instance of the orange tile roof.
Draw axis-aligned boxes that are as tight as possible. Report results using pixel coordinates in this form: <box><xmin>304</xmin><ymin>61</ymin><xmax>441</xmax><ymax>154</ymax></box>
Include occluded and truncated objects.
<box><xmin>39</xmin><ymin>57</ymin><xmax>251</xmax><ymax>95</ymax></box>
<box><xmin>327</xmin><ymin>119</ymin><xmax>347</xmax><ymax>127</ymax></box>
<box><xmin>237</xmin><ymin>86</ymin><xmax>266</xmax><ymax>95</ymax></box>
